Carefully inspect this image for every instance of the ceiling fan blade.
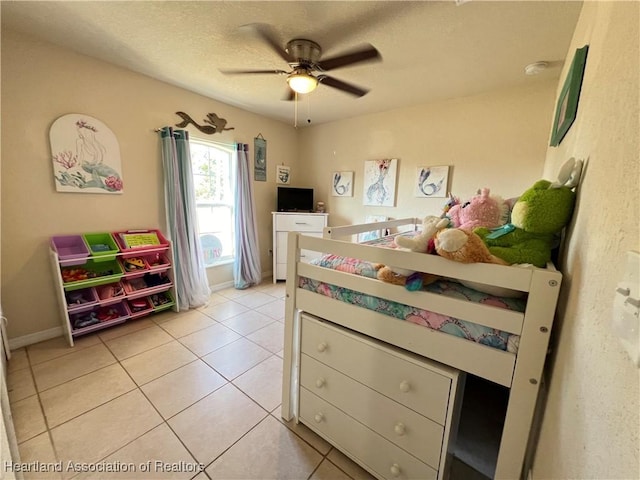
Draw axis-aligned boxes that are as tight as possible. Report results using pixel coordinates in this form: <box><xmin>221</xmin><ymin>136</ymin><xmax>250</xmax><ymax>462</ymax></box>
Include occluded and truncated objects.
<box><xmin>317</xmin><ymin>44</ymin><xmax>381</xmax><ymax>71</ymax></box>
<box><xmin>220</xmin><ymin>69</ymin><xmax>288</xmax><ymax>75</ymax></box>
<box><xmin>249</xmin><ymin>23</ymin><xmax>293</xmax><ymax>64</ymax></box>
<box><xmin>318</xmin><ymin>75</ymin><xmax>369</xmax><ymax>97</ymax></box>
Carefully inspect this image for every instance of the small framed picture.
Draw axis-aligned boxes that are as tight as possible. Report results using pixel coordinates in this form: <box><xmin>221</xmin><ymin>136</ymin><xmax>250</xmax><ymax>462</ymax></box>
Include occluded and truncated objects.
<box><xmin>332</xmin><ymin>171</ymin><xmax>354</xmax><ymax>197</ymax></box>
<box><xmin>414</xmin><ymin>165</ymin><xmax>449</xmax><ymax>198</ymax></box>
<box><xmin>276</xmin><ymin>165</ymin><xmax>290</xmax><ymax>184</ymax></box>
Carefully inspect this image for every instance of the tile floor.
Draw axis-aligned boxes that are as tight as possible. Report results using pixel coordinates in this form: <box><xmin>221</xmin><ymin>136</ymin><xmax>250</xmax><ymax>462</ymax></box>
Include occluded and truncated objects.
<box><xmin>6</xmin><ymin>282</ymin><xmax>377</xmax><ymax>480</ymax></box>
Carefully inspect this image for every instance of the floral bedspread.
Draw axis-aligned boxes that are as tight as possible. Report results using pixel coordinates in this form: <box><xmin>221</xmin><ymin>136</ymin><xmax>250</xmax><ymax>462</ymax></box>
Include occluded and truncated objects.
<box><xmin>301</xmin><ymin>251</ymin><xmax>526</xmax><ymax>352</ymax></box>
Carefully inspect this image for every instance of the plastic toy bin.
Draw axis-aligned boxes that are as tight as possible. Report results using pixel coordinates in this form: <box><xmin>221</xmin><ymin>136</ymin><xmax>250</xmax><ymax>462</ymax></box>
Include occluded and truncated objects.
<box><xmin>61</xmin><ymin>258</ymin><xmax>123</xmax><ymax>291</ymax></box>
<box><xmin>51</xmin><ymin>235</ymin><xmax>90</xmax><ymax>265</ymax></box>
<box><xmin>82</xmin><ymin>233</ymin><xmax>119</xmax><ymax>261</ymax></box>
<box><xmin>113</xmin><ymin>229</ymin><xmax>170</xmax><ymax>253</ymax></box>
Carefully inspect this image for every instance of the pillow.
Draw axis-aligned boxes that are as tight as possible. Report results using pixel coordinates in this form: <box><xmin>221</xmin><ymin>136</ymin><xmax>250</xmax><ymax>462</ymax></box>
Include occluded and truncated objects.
<box><xmin>459</xmin><ymin>279</ymin><xmax>525</xmax><ymax>299</ymax></box>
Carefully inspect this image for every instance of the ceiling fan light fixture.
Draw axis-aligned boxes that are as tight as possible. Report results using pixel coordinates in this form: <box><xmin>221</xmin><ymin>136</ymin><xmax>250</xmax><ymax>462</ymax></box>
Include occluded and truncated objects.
<box><xmin>287</xmin><ymin>71</ymin><xmax>318</xmax><ymax>94</ymax></box>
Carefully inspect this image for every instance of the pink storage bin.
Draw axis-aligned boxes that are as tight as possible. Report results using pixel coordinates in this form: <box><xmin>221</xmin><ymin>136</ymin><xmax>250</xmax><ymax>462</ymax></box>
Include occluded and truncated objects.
<box><xmin>143</xmin><ymin>252</ymin><xmax>171</xmax><ymax>271</ymax></box>
<box><xmin>127</xmin><ymin>297</ymin><xmax>153</xmax><ymax>318</ymax></box>
<box><xmin>51</xmin><ymin>235</ymin><xmax>90</xmax><ymax>266</ymax></box>
<box><xmin>95</xmin><ymin>282</ymin><xmax>126</xmax><ymax>305</ymax></box>
<box><xmin>113</xmin><ymin>229</ymin><xmax>170</xmax><ymax>253</ymax></box>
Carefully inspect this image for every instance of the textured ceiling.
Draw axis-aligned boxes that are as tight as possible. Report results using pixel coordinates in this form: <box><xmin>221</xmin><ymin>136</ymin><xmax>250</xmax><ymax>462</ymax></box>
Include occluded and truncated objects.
<box><xmin>1</xmin><ymin>1</ymin><xmax>583</xmax><ymax>125</ymax></box>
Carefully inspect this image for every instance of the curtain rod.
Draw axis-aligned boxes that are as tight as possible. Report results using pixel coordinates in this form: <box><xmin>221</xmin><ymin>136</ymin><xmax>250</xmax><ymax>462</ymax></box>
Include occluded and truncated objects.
<box><xmin>152</xmin><ymin>127</ymin><xmax>236</xmax><ymax>148</ymax></box>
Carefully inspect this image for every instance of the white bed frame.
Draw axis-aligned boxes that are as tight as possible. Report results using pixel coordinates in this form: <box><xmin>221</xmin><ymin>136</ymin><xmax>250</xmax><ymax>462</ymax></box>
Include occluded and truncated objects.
<box><xmin>281</xmin><ymin>218</ymin><xmax>562</xmax><ymax>480</ymax></box>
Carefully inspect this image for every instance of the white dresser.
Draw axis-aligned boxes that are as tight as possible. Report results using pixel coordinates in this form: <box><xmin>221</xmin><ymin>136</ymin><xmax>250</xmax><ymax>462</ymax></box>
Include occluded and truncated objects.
<box><xmin>298</xmin><ymin>314</ymin><xmax>462</xmax><ymax>480</ymax></box>
<box><xmin>272</xmin><ymin>212</ymin><xmax>328</xmax><ymax>282</ymax></box>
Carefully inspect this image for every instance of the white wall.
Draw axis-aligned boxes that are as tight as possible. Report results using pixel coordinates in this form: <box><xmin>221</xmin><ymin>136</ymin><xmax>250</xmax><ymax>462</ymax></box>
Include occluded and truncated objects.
<box><xmin>298</xmin><ymin>81</ymin><xmax>558</xmax><ymax>227</ymax></box>
<box><xmin>0</xmin><ymin>29</ymin><xmax>297</xmax><ymax>339</ymax></box>
<box><xmin>533</xmin><ymin>2</ymin><xmax>639</xmax><ymax>479</ymax></box>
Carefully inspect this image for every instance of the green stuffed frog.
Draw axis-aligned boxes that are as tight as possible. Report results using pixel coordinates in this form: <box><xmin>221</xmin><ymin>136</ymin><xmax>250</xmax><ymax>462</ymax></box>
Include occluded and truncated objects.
<box><xmin>473</xmin><ymin>159</ymin><xmax>583</xmax><ymax>267</ymax></box>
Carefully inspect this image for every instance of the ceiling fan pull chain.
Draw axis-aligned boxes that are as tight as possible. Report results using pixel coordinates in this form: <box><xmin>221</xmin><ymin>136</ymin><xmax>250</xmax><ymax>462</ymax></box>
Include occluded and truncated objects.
<box><xmin>306</xmin><ymin>94</ymin><xmax>312</xmax><ymax>124</ymax></box>
<box><xmin>294</xmin><ymin>91</ymin><xmax>298</xmax><ymax>128</ymax></box>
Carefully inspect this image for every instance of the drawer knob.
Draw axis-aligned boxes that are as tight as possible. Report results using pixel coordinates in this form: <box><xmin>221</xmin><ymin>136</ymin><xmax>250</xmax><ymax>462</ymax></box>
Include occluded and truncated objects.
<box><xmin>390</xmin><ymin>463</ymin><xmax>401</xmax><ymax>477</ymax></box>
<box><xmin>317</xmin><ymin>342</ymin><xmax>328</xmax><ymax>353</ymax></box>
<box><xmin>315</xmin><ymin>377</ymin><xmax>326</xmax><ymax>388</ymax></box>
<box><xmin>394</xmin><ymin>422</ymin><xmax>406</xmax><ymax>436</ymax></box>
<box><xmin>314</xmin><ymin>413</ymin><xmax>324</xmax><ymax>423</ymax></box>
<box><xmin>399</xmin><ymin>380</ymin><xmax>411</xmax><ymax>393</ymax></box>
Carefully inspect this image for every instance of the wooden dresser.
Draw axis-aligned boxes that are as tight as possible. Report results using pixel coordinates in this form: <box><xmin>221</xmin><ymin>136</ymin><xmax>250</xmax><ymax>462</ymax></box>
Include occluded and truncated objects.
<box><xmin>298</xmin><ymin>314</ymin><xmax>463</xmax><ymax>480</ymax></box>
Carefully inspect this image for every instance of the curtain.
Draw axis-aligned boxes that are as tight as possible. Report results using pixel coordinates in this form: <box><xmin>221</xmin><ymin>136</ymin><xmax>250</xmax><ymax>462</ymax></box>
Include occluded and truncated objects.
<box><xmin>233</xmin><ymin>143</ymin><xmax>262</xmax><ymax>289</ymax></box>
<box><xmin>159</xmin><ymin>127</ymin><xmax>211</xmax><ymax>309</ymax></box>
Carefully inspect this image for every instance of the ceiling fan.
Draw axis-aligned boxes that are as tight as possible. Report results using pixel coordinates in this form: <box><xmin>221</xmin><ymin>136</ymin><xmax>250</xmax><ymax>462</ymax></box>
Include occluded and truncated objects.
<box><xmin>221</xmin><ymin>25</ymin><xmax>382</xmax><ymax>99</ymax></box>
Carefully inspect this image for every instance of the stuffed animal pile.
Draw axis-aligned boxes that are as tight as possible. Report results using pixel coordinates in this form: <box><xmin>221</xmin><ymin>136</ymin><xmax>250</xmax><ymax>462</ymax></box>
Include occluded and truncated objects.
<box><xmin>436</xmin><ymin>158</ymin><xmax>582</xmax><ymax>268</ymax></box>
<box><xmin>376</xmin><ymin>215</ymin><xmax>449</xmax><ymax>290</ymax></box>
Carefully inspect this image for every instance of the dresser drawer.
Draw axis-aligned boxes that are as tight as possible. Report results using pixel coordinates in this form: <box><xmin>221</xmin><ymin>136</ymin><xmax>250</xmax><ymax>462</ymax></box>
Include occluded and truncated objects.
<box><xmin>275</xmin><ymin>214</ymin><xmax>326</xmax><ymax>232</ymax></box>
<box><xmin>300</xmin><ymin>388</ymin><xmax>437</xmax><ymax>480</ymax></box>
<box><xmin>276</xmin><ymin>232</ymin><xmax>323</xmax><ymax>264</ymax></box>
<box><xmin>301</xmin><ymin>354</ymin><xmax>444</xmax><ymax>469</ymax></box>
<box><xmin>301</xmin><ymin>315</ymin><xmax>452</xmax><ymax>425</ymax></box>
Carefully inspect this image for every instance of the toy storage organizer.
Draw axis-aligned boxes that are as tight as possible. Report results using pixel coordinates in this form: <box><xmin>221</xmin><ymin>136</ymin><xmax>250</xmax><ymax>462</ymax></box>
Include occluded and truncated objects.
<box><xmin>50</xmin><ymin>229</ymin><xmax>177</xmax><ymax>346</ymax></box>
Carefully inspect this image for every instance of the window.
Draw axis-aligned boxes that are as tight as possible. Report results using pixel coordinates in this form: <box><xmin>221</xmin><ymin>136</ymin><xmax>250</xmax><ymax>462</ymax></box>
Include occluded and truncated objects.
<box><xmin>190</xmin><ymin>138</ymin><xmax>235</xmax><ymax>267</ymax></box>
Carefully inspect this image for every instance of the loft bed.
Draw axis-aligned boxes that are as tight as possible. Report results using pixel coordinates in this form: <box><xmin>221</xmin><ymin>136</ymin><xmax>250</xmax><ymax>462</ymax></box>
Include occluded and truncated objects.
<box><xmin>281</xmin><ymin>217</ymin><xmax>562</xmax><ymax>480</ymax></box>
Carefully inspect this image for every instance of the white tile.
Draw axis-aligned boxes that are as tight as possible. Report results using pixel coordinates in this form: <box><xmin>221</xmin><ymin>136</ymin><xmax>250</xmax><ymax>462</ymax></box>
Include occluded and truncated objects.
<box><xmin>7</xmin><ymin>348</ymin><xmax>29</xmax><ymax>372</ymax></box>
<box><xmin>50</xmin><ymin>390</ymin><xmax>163</xmax><ymax>468</ymax></box>
<box><xmin>271</xmin><ymin>405</ymin><xmax>332</xmax><ymax>456</ymax></box>
<box><xmin>12</xmin><ymin>395</ymin><xmax>46</xmax><ymax>444</ymax></box>
<box><xmin>311</xmin><ymin>459</ymin><xmax>353</xmax><ymax>480</ymax></box>
<box><xmin>205</xmin><ymin>416</ymin><xmax>322</xmax><ymax>480</ymax></box>
<box><xmin>202</xmin><ymin>338</ymin><xmax>272</xmax><ymax>380</ymax></box>
<box><xmin>141</xmin><ymin>360</ymin><xmax>227</xmax><ymax>419</ymax></box>
<box><xmin>216</xmin><ymin>287</ymin><xmax>251</xmax><ymax>300</ymax></box>
<box><xmin>40</xmin><ymin>364</ymin><xmax>136</xmax><ymax>428</ymax></box>
<box><xmin>8</xmin><ymin>366</ymin><xmax>36</xmax><ymax>403</ymax></box>
<box><xmin>157</xmin><ymin>310</ymin><xmax>217</xmax><ymax>339</ymax></box>
<box><xmin>168</xmin><ymin>383</ymin><xmax>266</xmax><ymax>465</ymax></box>
<box><xmin>32</xmin><ymin>343</ymin><xmax>116</xmax><ymax>392</ymax></box>
<box><xmin>27</xmin><ymin>335</ymin><xmax>100</xmax><ymax>365</ymax></box>
<box><xmin>121</xmin><ymin>341</ymin><xmax>197</xmax><ymax>386</ymax></box>
<box><xmin>234</xmin><ymin>291</ymin><xmax>275</xmax><ymax>309</ymax></box>
<box><xmin>201</xmin><ymin>300</ymin><xmax>249</xmax><ymax>322</ymax></box>
<box><xmin>104</xmin><ymin>324</ymin><xmax>173</xmax><ymax>360</ymax></box>
<box><xmin>75</xmin><ymin>424</ymin><xmax>201</xmax><ymax>479</ymax></box>
<box><xmin>178</xmin><ymin>323</ymin><xmax>241</xmax><ymax>357</ymax></box>
<box><xmin>97</xmin><ymin>317</ymin><xmax>155</xmax><ymax>341</ymax></box>
<box><xmin>17</xmin><ymin>432</ymin><xmax>62</xmax><ymax>480</ymax></box>
<box><xmin>254</xmin><ymin>299</ymin><xmax>286</xmax><ymax>320</ymax></box>
<box><xmin>246</xmin><ymin>322</ymin><xmax>284</xmax><ymax>353</ymax></box>
<box><xmin>221</xmin><ymin>310</ymin><xmax>275</xmax><ymax>336</ymax></box>
<box><xmin>233</xmin><ymin>356</ymin><xmax>283</xmax><ymax>411</ymax></box>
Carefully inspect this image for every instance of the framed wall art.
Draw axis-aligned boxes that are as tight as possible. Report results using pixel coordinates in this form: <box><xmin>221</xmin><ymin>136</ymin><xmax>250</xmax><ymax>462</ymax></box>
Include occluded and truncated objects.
<box><xmin>332</xmin><ymin>171</ymin><xmax>354</xmax><ymax>197</ymax></box>
<box><xmin>414</xmin><ymin>165</ymin><xmax>449</xmax><ymax>198</ymax></box>
<box><xmin>363</xmin><ymin>158</ymin><xmax>398</xmax><ymax>207</ymax></box>
<box><xmin>276</xmin><ymin>165</ymin><xmax>291</xmax><ymax>184</ymax></box>
<box><xmin>254</xmin><ymin>134</ymin><xmax>267</xmax><ymax>181</ymax></box>
<box><xmin>49</xmin><ymin>113</ymin><xmax>123</xmax><ymax>193</ymax></box>
<box><xmin>550</xmin><ymin>45</ymin><xmax>589</xmax><ymax>147</ymax></box>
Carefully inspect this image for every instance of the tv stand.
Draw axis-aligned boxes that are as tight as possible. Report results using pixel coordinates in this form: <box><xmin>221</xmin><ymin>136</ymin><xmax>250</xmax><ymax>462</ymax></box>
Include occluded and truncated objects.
<box><xmin>272</xmin><ymin>212</ymin><xmax>328</xmax><ymax>282</ymax></box>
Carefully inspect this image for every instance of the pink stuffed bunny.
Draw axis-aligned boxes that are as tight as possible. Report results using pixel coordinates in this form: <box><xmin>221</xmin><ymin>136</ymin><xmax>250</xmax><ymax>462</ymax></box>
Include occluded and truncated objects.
<box><xmin>447</xmin><ymin>188</ymin><xmax>509</xmax><ymax>231</ymax></box>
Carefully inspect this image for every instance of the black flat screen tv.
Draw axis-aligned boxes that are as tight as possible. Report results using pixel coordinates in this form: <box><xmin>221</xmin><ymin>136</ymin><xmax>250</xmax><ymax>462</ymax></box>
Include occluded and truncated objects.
<box><xmin>277</xmin><ymin>186</ymin><xmax>314</xmax><ymax>212</ymax></box>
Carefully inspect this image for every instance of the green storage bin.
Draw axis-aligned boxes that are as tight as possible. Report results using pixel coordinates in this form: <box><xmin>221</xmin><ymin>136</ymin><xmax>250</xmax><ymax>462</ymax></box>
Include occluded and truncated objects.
<box><xmin>61</xmin><ymin>258</ymin><xmax>124</xmax><ymax>291</ymax></box>
<box><xmin>83</xmin><ymin>232</ymin><xmax>119</xmax><ymax>261</ymax></box>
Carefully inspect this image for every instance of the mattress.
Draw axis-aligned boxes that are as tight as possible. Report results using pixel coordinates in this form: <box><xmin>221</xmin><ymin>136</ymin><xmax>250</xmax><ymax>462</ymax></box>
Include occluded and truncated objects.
<box><xmin>299</xmin><ymin>233</ymin><xmax>526</xmax><ymax>352</ymax></box>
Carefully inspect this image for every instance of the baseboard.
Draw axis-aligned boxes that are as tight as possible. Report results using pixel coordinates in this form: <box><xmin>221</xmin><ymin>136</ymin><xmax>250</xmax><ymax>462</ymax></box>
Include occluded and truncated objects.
<box><xmin>9</xmin><ymin>326</ymin><xmax>63</xmax><ymax>350</ymax></box>
<box><xmin>10</xmin><ymin>272</ymin><xmax>275</xmax><ymax>350</ymax></box>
